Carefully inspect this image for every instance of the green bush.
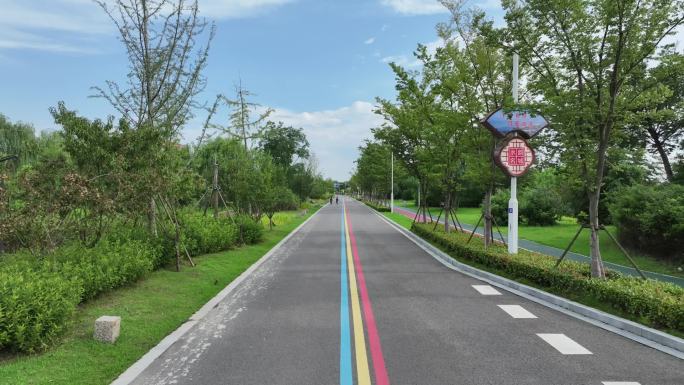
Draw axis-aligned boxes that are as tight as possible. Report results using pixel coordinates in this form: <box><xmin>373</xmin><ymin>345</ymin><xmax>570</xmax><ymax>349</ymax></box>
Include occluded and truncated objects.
<box><xmin>488</xmin><ymin>189</ymin><xmax>509</xmax><ymax>226</ymax></box>
<box><xmin>362</xmin><ymin>200</ymin><xmax>391</xmax><ymax>212</ymax></box>
<box><xmin>412</xmin><ymin>223</ymin><xmax>684</xmax><ymax>332</ymax></box>
<box><xmin>0</xmin><ymin>264</ymin><xmax>82</xmax><ymax>352</ymax></box>
<box><xmin>235</xmin><ymin>215</ymin><xmax>264</xmax><ymax>245</ymax></box>
<box><xmin>52</xmin><ymin>240</ymin><xmax>156</xmax><ymax>301</ymax></box>
<box><xmin>179</xmin><ymin>211</ymin><xmax>239</xmax><ymax>256</ymax></box>
<box><xmin>609</xmin><ymin>184</ymin><xmax>684</xmax><ymax>263</ymax></box>
<box><xmin>520</xmin><ymin>187</ymin><xmax>564</xmax><ymax>226</ymax></box>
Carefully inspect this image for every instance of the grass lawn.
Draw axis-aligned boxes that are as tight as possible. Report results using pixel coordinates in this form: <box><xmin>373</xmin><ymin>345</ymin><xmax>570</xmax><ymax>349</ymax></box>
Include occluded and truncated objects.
<box><xmin>396</xmin><ymin>201</ymin><xmax>683</xmax><ymax>278</ymax></box>
<box><xmin>0</xmin><ymin>208</ymin><xmax>318</xmax><ymax>385</ymax></box>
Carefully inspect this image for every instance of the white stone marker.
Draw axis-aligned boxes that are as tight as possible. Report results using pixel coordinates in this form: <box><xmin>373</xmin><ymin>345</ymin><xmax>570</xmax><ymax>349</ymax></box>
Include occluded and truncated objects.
<box><xmin>94</xmin><ymin>315</ymin><xmax>121</xmax><ymax>343</ymax></box>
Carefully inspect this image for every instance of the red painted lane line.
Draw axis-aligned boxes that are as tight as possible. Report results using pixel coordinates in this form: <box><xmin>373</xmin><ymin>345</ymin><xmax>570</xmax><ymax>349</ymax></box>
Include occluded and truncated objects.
<box><xmin>345</xmin><ymin>205</ymin><xmax>390</xmax><ymax>385</ymax></box>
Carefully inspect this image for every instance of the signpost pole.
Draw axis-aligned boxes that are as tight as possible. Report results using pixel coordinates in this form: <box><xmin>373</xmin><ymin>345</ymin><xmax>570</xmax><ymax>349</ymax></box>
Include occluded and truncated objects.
<box><xmin>508</xmin><ymin>53</ymin><xmax>520</xmax><ymax>254</ymax></box>
<box><xmin>390</xmin><ymin>152</ymin><xmax>394</xmax><ymax>213</ymax></box>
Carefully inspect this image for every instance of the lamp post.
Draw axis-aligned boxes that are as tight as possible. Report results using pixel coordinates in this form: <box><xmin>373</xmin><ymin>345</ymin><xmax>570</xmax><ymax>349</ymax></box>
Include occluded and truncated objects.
<box><xmin>508</xmin><ymin>53</ymin><xmax>520</xmax><ymax>254</ymax></box>
<box><xmin>390</xmin><ymin>152</ymin><xmax>394</xmax><ymax>213</ymax></box>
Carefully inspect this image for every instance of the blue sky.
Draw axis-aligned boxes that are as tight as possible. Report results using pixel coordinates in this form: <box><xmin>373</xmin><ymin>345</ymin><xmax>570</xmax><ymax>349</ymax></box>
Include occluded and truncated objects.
<box><xmin>0</xmin><ymin>1</ymin><xmax>506</xmax><ymax>180</ymax></box>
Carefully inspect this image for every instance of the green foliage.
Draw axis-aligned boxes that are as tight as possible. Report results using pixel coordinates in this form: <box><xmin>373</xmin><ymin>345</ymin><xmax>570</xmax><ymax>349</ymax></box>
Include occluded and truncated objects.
<box><xmin>520</xmin><ymin>187</ymin><xmax>563</xmax><ymax>226</ymax></box>
<box><xmin>235</xmin><ymin>215</ymin><xmax>264</xmax><ymax>245</ymax></box>
<box><xmin>0</xmin><ymin>264</ymin><xmax>82</xmax><ymax>352</ymax></box>
<box><xmin>259</xmin><ymin>121</ymin><xmax>309</xmax><ymax>168</ymax></box>
<box><xmin>609</xmin><ymin>184</ymin><xmax>684</xmax><ymax>262</ymax></box>
<box><xmin>52</xmin><ymin>241</ymin><xmax>156</xmax><ymax>301</ymax></box>
<box><xmin>488</xmin><ymin>189</ymin><xmax>509</xmax><ymax>226</ymax></box>
<box><xmin>363</xmin><ymin>200</ymin><xmax>391</xmax><ymax>212</ymax></box>
<box><xmin>412</xmin><ymin>223</ymin><xmax>684</xmax><ymax>332</ymax></box>
<box><xmin>179</xmin><ymin>211</ymin><xmax>238</xmax><ymax>256</ymax></box>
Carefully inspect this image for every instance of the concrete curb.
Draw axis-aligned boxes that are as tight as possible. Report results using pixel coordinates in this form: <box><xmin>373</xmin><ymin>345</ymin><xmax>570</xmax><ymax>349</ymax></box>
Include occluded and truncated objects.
<box><xmin>369</xmin><ymin>206</ymin><xmax>684</xmax><ymax>360</ymax></box>
<box><xmin>111</xmin><ymin>205</ymin><xmax>326</xmax><ymax>385</ymax></box>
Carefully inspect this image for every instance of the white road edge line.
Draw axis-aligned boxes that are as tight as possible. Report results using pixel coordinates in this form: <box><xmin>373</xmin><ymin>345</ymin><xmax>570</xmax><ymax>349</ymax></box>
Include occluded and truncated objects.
<box><xmin>472</xmin><ymin>284</ymin><xmax>501</xmax><ymax>295</ymax></box>
<box><xmin>602</xmin><ymin>382</ymin><xmax>641</xmax><ymax>385</ymax></box>
<box><xmin>110</xmin><ymin>204</ymin><xmax>327</xmax><ymax>385</ymax></box>
<box><xmin>537</xmin><ymin>333</ymin><xmax>593</xmax><ymax>355</ymax></box>
<box><xmin>368</xmin><ymin>204</ymin><xmax>684</xmax><ymax>359</ymax></box>
<box><xmin>498</xmin><ymin>305</ymin><xmax>537</xmax><ymax>319</ymax></box>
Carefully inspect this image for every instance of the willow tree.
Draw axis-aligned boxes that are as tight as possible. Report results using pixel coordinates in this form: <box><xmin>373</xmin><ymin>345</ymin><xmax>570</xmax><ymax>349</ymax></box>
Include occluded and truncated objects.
<box><xmin>496</xmin><ymin>0</ymin><xmax>684</xmax><ymax>277</ymax></box>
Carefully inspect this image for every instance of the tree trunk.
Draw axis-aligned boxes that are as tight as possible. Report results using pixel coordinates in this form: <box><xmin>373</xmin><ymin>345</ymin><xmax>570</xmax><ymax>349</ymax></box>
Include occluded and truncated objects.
<box><xmin>588</xmin><ymin>191</ymin><xmax>606</xmax><ymax>278</ymax></box>
<box><xmin>149</xmin><ymin>197</ymin><xmax>157</xmax><ymax>237</ymax></box>
<box><xmin>483</xmin><ymin>187</ymin><xmax>493</xmax><ymax>249</ymax></box>
<box><xmin>648</xmin><ymin>127</ymin><xmax>674</xmax><ymax>181</ymax></box>
<box><xmin>444</xmin><ymin>190</ymin><xmax>451</xmax><ymax>233</ymax></box>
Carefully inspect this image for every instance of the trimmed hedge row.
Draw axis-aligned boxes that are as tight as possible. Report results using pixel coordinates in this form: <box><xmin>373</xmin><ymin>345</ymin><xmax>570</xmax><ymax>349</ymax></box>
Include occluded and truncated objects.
<box><xmin>412</xmin><ymin>223</ymin><xmax>684</xmax><ymax>332</ymax></box>
<box><xmin>362</xmin><ymin>200</ymin><xmax>391</xmax><ymax>212</ymax></box>
<box><xmin>0</xmin><ymin>212</ymin><xmax>265</xmax><ymax>353</ymax></box>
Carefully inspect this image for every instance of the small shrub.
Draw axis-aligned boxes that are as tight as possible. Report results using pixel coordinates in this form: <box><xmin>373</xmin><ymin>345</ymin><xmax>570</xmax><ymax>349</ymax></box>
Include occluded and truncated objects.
<box><xmin>235</xmin><ymin>215</ymin><xmax>264</xmax><ymax>245</ymax></box>
<box><xmin>519</xmin><ymin>187</ymin><xmax>563</xmax><ymax>226</ymax></box>
<box><xmin>179</xmin><ymin>211</ymin><xmax>239</xmax><ymax>256</ymax></box>
<box><xmin>0</xmin><ymin>263</ymin><xmax>82</xmax><ymax>352</ymax></box>
<box><xmin>52</xmin><ymin>240</ymin><xmax>156</xmax><ymax>301</ymax></box>
<box><xmin>609</xmin><ymin>184</ymin><xmax>684</xmax><ymax>263</ymax></box>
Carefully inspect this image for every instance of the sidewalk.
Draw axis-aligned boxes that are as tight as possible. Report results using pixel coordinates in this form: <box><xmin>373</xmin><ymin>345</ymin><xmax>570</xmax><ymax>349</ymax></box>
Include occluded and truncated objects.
<box><xmin>393</xmin><ymin>206</ymin><xmax>684</xmax><ymax>287</ymax></box>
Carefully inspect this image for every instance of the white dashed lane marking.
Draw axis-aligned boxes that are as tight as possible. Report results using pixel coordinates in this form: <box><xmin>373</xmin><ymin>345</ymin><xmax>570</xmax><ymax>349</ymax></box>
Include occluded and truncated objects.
<box><xmin>537</xmin><ymin>333</ymin><xmax>593</xmax><ymax>355</ymax></box>
<box><xmin>498</xmin><ymin>305</ymin><xmax>537</xmax><ymax>319</ymax></box>
<box><xmin>471</xmin><ymin>285</ymin><xmax>501</xmax><ymax>295</ymax></box>
<box><xmin>602</xmin><ymin>382</ymin><xmax>641</xmax><ymax>385</ymax></box>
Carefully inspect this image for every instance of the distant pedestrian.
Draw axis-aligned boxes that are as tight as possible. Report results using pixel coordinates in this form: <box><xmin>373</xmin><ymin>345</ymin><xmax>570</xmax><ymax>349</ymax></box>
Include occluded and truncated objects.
<box><xmin>336</xmin><ymin>196</ymin><xmax>339</xmax><ymax>205</ymax></box>
<box><xmin>329</xmin><ymin>196</ymin><xmax>333</xmax><ymax>205</ymax></box>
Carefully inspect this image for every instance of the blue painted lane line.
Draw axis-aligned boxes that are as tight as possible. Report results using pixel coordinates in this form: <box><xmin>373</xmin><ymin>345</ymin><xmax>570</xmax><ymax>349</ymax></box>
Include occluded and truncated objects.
<box><xmin>339</xmin><ymin>206</ymin><xmax>353</xmax><ymax>385</ymax></box>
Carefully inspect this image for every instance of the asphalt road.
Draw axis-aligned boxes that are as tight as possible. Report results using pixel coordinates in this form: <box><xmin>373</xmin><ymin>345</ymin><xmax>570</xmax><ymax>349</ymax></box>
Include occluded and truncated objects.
<box><xmin>130</xmin><ymin>198</ymin><xmax>683</xmax><ymax>385</ymax></box>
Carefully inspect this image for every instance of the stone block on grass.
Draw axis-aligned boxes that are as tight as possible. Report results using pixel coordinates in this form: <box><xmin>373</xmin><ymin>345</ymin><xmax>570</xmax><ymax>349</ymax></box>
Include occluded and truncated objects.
<box><xmin>94</xmin><ymin>315</ymin><xmax>121</xmax><ymax>343</ymax></box>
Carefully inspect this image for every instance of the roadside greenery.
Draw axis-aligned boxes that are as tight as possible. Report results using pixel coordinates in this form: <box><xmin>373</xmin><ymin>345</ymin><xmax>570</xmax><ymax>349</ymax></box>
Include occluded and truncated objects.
<box><xmin>0</xmin><ymin>209</ymin><xmax>315</xmax><ymax>385</ymax></box>
<box><xmin>0</xmin><ymin>0</ymin><xmax>333</xmax><ymax>355</ymax></box>
<box><xmin>352</xmin><ymin>0</ymin><xmax>684</xmax><ymax>277</ymax></box>
<box><xmin>412</xmin><ymin>223</ymin><xmax>684</xmax><ymax>333</ymax></box>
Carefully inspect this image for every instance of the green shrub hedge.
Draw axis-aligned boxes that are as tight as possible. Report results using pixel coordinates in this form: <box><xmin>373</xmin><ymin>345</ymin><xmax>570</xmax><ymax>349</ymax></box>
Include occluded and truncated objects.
<box><xmin>412</xmin><ymin>223</ymin><xmax>684</xmax><ymax>332</ymax></box>
<box><xmin>0</xmin><ymin>210</ymin><xmax>251</xmax><ymax>353</ymax></box>
<box><xmin>362</xmin><ymin>200</ymin><xmax>391</xmax><ymax>212</ymax></box>
<box><xmin>235</xmin><ymin>215</ymin><xmax>264</xmax><ymax>245</ymax></box>
<box><xmin>0</xmin><ymin>264</ymin><xmax>82</xmax><ymax>353</ymax></box>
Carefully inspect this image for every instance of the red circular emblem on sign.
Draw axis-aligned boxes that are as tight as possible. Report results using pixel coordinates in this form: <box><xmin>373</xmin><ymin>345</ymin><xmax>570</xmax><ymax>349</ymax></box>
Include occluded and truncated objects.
<box><xmin>494</xmin><ymin>136</ymin><xmax>535</xmax><ymax>177</ymax></box>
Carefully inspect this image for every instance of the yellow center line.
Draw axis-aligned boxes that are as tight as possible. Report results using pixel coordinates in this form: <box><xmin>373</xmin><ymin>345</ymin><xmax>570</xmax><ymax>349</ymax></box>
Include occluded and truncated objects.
<box><xmin>345</xmin><ymin>208</ymin><xmax>372</xmax><ymax>385</ymax></box>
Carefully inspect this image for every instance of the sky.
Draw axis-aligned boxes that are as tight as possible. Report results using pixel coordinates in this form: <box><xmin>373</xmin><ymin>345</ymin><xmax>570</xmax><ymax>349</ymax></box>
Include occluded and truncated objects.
<box><xmin>0</xmin><ymin>0</ymin><xmax>508</xmax><ymax>180</ymax></box>
<box><xmin>1</xmin><ymin>0</ymin><xmax>681</xmax><ymax>181</ymax></box>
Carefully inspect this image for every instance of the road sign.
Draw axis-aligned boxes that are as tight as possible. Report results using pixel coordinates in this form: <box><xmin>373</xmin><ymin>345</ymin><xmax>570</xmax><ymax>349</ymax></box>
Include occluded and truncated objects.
<box><xmin>482</xmin><ymin>109</ymin><xmax>548</xmax><ymax>138</ymax></box>
<box><xmin>494</xmin><ymin>135</ymin><xmax>535</xmax><ymax>177</ymax></box>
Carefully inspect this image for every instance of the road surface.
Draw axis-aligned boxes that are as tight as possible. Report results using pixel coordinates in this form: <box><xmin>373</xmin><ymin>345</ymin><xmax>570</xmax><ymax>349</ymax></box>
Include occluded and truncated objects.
<box><xmin>130</xmin><ymin>198</ymin><xmax>683</xmax><ymax>385</ymax></box>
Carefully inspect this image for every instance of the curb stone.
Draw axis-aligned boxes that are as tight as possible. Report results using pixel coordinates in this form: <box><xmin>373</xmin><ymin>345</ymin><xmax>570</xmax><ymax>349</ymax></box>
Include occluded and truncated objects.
<box><xmin>110</xmin><ymin>204</ymin><xmax>326</xmax><ymax>385</ymax></box>
<box><xmin>367</xmin><ymin>203</ymin><xmax>684</xmax><ymax>360</ymax></box>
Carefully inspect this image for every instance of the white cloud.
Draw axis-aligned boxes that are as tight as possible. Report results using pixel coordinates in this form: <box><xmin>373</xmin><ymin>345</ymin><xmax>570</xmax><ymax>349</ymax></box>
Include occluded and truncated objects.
<box><xmin>364</xmin><ymin>37</ymin><xmax>376</xmax><ymax>45</ymax></box>
<box><xmin>380</xmin><ymin>0</ymin><xmax>447</xmax><ymax>15</ymax></box>
<box><xmin>0</xmin><ymin>0</ymin><xmax>295</xmax><ymax>54</ymax></box>
<box><xmin>267</xmin><ymin>101</ymin><xmax>383</xmax><ymax>180</ymax></box>
<box><xmin>200</xmin><ymin>0</ymin><xmax>295</xmax><ymax>19</ymax></box>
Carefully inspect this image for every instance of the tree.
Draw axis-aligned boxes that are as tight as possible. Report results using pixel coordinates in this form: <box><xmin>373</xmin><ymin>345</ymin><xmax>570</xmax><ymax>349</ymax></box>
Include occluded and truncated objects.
<box><xmin>259</xmin><ymin>121</ymin><xmax>309</xmax><ymax>168</ymax></box>
<box><xmin>627</xmin><ymin>50</ymin><xmax>684</xmax><ymax>181</ymax></box>
<box><xmin>495</xmin><ymin>0</ymin><xmax>684</xmax><ymax>277</ymax></box>
<box><xmin>93</xmin><ymin>0</ymin><xmax>214</xmax><ymax>237</ymax></box>
<box><xmin>213</xmin><ymin>82</ymin><xmax>273</xmax><ymax>150</ymax></box>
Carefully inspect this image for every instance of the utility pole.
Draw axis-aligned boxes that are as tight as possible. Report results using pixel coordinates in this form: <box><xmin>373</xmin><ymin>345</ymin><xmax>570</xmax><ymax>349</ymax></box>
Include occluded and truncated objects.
<box><xmin>390</xmin><ymin>152</ymin><xmax>394</xmax><ymax>213</ymax></box>
<box><xmin>508</xmin><ymin>53</ymin><xmax>520</xmax><ymax>254</ymax></box>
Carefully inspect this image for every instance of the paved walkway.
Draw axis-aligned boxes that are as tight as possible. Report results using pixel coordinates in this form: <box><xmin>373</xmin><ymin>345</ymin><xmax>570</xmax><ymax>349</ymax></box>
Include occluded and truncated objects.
<box><xmin>128</xmin><ymin>199</ymin><xmax>683</xmax><ymax>384</ymax></box>
<box><xmin>393</xmin><ymin>206</ymin><xmax>684</xmax><ymax>287</ymax></box>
